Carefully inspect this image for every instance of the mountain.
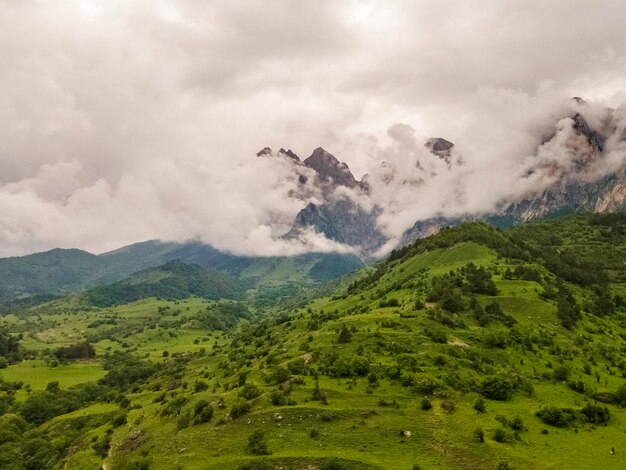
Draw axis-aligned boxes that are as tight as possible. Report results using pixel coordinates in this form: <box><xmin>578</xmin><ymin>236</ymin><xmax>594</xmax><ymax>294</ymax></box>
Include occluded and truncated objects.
<box><xmin>2</xmin><ymin>213</ymin><xmax>625</xmax><ymax>469</ymax></box>
<box><xmin>258</xmin><ymin>147</ymin><xmax>386</xmax><ymax>257</ymax></box>
<box><xmin>264</xmin><ymin>102</ymin><xmax>625</xmax><ymax>256</ymax></box>
<box><xmin>85</xmin><ymin>260</ymin><xmax>243</xmax><ymax>307</ymax></box>
<box><xmin>0</xmin><ymin>240</ymin><xmax>363</xmax><ymax>303</ymax></box>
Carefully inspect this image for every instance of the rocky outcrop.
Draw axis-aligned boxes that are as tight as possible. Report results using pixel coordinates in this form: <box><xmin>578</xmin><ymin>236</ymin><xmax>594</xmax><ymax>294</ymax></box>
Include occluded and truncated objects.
<box><xmin>258</xmin><ymin>102</ymin><xmax>625</xmax><ymax>258</ymax></box>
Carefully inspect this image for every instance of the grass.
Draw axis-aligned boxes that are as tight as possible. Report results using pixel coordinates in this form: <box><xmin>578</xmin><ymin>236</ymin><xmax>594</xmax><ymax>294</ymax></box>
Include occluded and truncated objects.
<box><xmin>0</xmin><ymin>359</ymin><xmax>105</xmax><ymax>391</ymax></box>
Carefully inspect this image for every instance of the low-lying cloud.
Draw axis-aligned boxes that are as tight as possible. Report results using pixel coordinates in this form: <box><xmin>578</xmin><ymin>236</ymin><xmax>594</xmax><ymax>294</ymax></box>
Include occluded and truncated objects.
<box><xmin>1</xmin><ymin>0</ymin><xmax>625</xmax><ymax>257</ymax></box>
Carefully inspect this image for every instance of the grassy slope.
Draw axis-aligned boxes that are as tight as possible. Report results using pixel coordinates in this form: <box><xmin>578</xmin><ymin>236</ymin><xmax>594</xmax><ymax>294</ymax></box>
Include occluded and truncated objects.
<box><xmin>1</xmin><ymin>213</ymin><xmax>625</xmax><ymax>469</ymax></box>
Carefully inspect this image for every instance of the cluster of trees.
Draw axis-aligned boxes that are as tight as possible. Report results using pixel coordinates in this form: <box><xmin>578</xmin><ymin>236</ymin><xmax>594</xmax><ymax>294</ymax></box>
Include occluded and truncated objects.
<box><xmin>0</xmin><ymin>329</ymin><xmax>21</xmax><ymax>367</ymax></box>
<box><xmin>536</xmin><ymin>404</ymin><xmax>611</xmax><ymax>427</ymax></box>
<box><xmin>54</xmin><ymin>342</ymin><xmax>96</xmax><ymax>361</ymax></box>
<box><xmin>427</xmin><ymin>263</ymin><xmax>498</xmax><ymax>314</ymax></box>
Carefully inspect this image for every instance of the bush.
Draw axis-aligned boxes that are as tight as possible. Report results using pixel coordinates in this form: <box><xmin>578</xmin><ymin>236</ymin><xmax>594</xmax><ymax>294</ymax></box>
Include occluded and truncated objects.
<box><xmin>493</xmin><ymin>428</ymin><xmax>512</xmax><ymax>443</ymax></box>
<box><xmin>473</xmin><ymin>428</ymin><xmax>485</xmax><ymax>443</ymax></box>
<box><xmin>247</xmin><ymin>430</ymin><xmax>271</xmax><ymax>455</ymax></box>
<box><xmin>481</xmin><ymin>377</ymin><xmax>513</xmax><ymax>401</ymax></box>
<box><xmin>441</xmin><ymin>400</ymin><xmax>455</xmax><ymax>413</ymax></box>
<box><xmin>239</xmin><ymin>384</ymin><xmax>261</xmax><ymax>401</ymax></box>
<box><xmin>54</xmin><ymin>342</ymin><xmax>96</xmax><ymax>361</ymax></box>
<box><xmin>194</xmin><ymin>381</ymin><xmax>209</xmax><ymax>393</ymax></box>
<box><xmin>473</xmin><ymin>397</ymin><xmax>486</xmax><ymax>413</ymax></box>
<box><xmin>424</xmin><ymin>327</ymin><xmax>448</xmax><ymax>344</ymax></box>
<box><xmin>321</xmin><ymin>458</ymin><xmax>345</xmax><ymax>470</ymax></box>
<box><xmin>193</xmin><ymin>400</ymin><xmax>214</xmax><ymax>424</ymax></box>
<box><xmin>238</xmin><ymin>459</ymin><xmax>270</xmax><ymax>470</ymax></box>
<box><xmin>553</xmin><ymin>366</ymin><xmax>571</xmax><ymax>382</ymax></box>
<box><xmin>580</xmin><ymin>404</ymin><xmax>611</xmax><ymax>425</ymax></box>
<box><xmin>535</xmin><ymin>407</ymin><xmax>578</xmax><ymax>427</ymax></box>
<box><xmin>420</xmin><ymin>398</ymin><xmax>432</xmax><ymax>410</ymax></box>
<box><xmin>270</xmin><ymin>391</ymin><xmax>286</xmax><ymax>406</ymax></box>
<box><xmin>230</xmin><ymin>402</ymin><xmax>252</xmax><ymax>419</ymax></box>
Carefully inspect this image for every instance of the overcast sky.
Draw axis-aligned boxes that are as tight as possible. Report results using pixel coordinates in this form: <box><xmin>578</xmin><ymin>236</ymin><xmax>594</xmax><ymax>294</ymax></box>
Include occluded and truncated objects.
<box><xmin>1</xmin><ymin>0</ymin><xmax>626</xmax><ymax>257</ymax></box>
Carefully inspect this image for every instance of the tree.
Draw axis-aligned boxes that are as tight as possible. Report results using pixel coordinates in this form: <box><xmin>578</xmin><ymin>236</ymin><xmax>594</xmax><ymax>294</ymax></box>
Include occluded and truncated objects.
<box><xmin>350</xmin><ymin>356</ymin><xmax>370</xmax><ymax>376</ymax></box>
<box><xmin>557</xmin><ymin>290</ymin><xmax>581</xmax><ymax>329</ymax></box>
<box><xmin>337</xmin><ymin>326</ymin><xmax>352</xmax><ymax>343</ymax></box>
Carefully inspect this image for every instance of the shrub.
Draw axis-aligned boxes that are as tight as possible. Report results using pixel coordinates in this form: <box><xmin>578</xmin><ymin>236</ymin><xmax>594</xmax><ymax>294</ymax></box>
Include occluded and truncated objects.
<box><xmin>483</xmin><ymin>332</ymin><xmax>508</xmax><ymax>349</ymax></box>
<box><xmin>473</xmin><ymin>428</ymin><xmax>485</xmax><ymax>443</ymax></box>
<box><xmin>535</xmin><ymin>407</ymin><xmax>578</xmax><ymax>427</ymax></box>
<box><xmin>247</xmin><ymin>430</ymin><xmax>271</xmax><ymax>455</ymax></box>
<box><xmin>493</xmin><ymin>428</ymin><xmax>512</xmax><ymax>443</ymax></box>
<box><xmin>424</xmin><ymin>327</ymin><xmax>447</xmax><ymax>344</ymax></box>
<box><xmin>230</xmin><ymin>402</ymin><xmax>252</xmax><ymax>419</ymax></box>
<box><xmin>481</xmin><ymin>377</ymin><xmax>513</xmax><ymax>401</ymax></box>
<box><xmin>176</xmin><ymin>409</ymin><xmax>191</xmax><ymax>430</ymax></box>
<box><xmin>553</xmin><ymin>366</ymin><xmax>571</xmax><ymax>382</ymax></box>
<box><xmin>238</xmin><ymin>460</ymin><xmax>270</xmax><ymax>470</ymax></box>
<box><xmin>420</xmin><ymin>398</ymin><xmax>432</xmax><ymax>410</ymax></box>
<box><xmin>473</xmin><ymin>397</ymin><xmax>486</xmax><ymax>413</ymax></box>
<box><xmin>238</xmin><ymin>384</ymin><xmax>261</xmax><ymax>401</ymax></box>
<box><xmin>580</xmin><ymin>404</ymin><xmax>611</xmax><ymax>425</ymax></box>
<box><xmin>441</xmin><ymin>400</ymin><xmax>455</xmax><ymax>413</ymax></box>
<box><xmin>194</xmin><ymin>381</ymin><xmax>209</xmax><ymax>393</ymax></box>
<box><xmin>193</xmin><ymin>400</ymin><xmax>214</xmax><ymax>424</ymax></box>
<box><xmin>270</xmin><ymin>391</ymin><xmax>286</xmax><ymax>406</ymax></box>
<box><xmin>321</xmin><ymin>458</ymin><xmax>345</xmax><ymax>470</ymax></box>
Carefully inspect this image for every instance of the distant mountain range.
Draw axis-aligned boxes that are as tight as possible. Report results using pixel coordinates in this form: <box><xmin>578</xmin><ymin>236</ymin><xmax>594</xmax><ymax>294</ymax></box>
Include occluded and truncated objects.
<box><xmin>1</xmin><ymin>100</ymin><xmax>624</xmax><ymax>305</ymax></box>
<box><xmin>258</xmin><ymin>99</ymin><xmax>625</xmax><ymax>257</ymax></box>
<box><xmin>0</xmin><ymin>240</ymin><xmax>363</xmax><ymax>303</ymax></box>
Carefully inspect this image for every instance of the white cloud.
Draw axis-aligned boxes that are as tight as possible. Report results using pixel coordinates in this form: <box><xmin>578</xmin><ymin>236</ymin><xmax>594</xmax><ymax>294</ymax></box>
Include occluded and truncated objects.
<box><xmin>0</xmin><ymin>0</ymin><xmax>625</xmax><ymax>256</ymax></box>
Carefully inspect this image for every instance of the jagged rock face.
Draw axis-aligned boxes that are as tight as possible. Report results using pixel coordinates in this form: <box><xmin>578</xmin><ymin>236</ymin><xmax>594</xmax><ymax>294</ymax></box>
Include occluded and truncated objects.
<box><xmin>399</xmin><ymin>217</ymin><xmax>453</xmax><ymax>247</ymax></box>
<box><xmin>287</xmin><ymin>199</ymin><xmax>386</xmax><ymax>256</ymax></box>
<box><xmin>259</xmin><ymin>104</ymin><xmax>625</xmax><ymax>259</ymax></box>
<box><xmin>278</xmin><ymin>148</ymin><xmax>300</xmax><ymax>161</ymax></box>
<box><xmin>501</xmin><ymin>111</ymin><xmax>624</xmax><ymax>222</ymax></box>
<box><xmin>292</xmin><ymin>149</ymin><xmax>384</xmax><ymax>256</ymax></box>
<box><xmin>425</xmin><ymin>137</ymin><xmax>454</xmax><ymax>160</ymax></box>
<box><xmin>400</xmin><ymin>110</ymin><xmax>625</xmax><ymax>247</ymax></box>
<box><xmin>304</xmin><ymin>147</ymin><xmax>363</xmax><ymax>190</ymax></box>
<box><xmin>255</xmin><ymin>146</ymin><xmax>384</xmax><ymax>257</ymax></box>
<box><xmin>256</xmin><ymin>147</ymin><xmax>273</xmax><ymax>157</ymax></box>
<box><xmin>572</xmin><ymin>113</ymin><xmax>605</xmax><ymax>152</ymax></box>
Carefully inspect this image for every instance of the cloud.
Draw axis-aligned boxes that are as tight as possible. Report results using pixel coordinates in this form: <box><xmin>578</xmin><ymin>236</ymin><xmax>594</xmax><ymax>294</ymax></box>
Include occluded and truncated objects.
<box><xmin>0</xmin><ymin>0</ymin><xmax>625</xmax><ymax>256</ymax></box>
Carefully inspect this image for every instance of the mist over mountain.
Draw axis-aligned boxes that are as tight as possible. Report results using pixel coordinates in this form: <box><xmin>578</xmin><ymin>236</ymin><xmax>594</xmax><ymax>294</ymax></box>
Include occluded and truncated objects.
<box><xmin>257</xmin><ymin>98</ymin><xmax>626</xmax><ymax>257</ymax></box>
<box><xmin>1</xmin><ymin>1</ymin><xmax>626</xmax><ymax>258</ymax></box>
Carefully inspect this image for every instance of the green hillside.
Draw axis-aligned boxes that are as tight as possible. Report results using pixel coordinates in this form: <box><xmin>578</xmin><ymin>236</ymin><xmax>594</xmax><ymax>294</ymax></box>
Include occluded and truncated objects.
<box><xmin>0</xmin><ymin>241</ymin><xmax>364</xmax><ymax>303</ymax></box>
<box><xmin>1</xmin><ymin>213</ymin><xmax>625</xmax><ymax>469</ymax></box>
<box><xmin>84</xmin><ymin>260</ymin><xmax>244</xmax><ymax>307</ymax></box>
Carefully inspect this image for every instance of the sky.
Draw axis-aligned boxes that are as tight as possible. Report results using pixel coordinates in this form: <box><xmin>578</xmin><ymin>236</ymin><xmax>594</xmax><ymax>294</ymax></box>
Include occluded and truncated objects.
<box><xmin>1</xmin><ymin>0</ymin><xmax>626</xmax><ymax>257</ymax></box>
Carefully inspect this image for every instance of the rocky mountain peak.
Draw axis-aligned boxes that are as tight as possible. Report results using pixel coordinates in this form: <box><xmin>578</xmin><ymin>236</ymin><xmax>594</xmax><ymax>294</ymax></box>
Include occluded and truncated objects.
<box><xmin>425</xmin><ymin>137</ymin><xmax>455</xmax><ymax>164</ymax></box>
<box><xmin>278</xmin><ymin>148</ymin><xmax>300</xmax><ymax>161</ymax></box>
<box><xmin>571</xmin><ymin>113</ymin><xmax>606</xmax><ymax>152</ymax></box>
<box><xmin>256</xmin><ymin>147</ymin><xmax>273</xmax><ymax>157</ymax></box>
<box><xmin>304</xmin><ymin>147</ymin><xmax>360</xmax><ymax>189</ymax></box>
